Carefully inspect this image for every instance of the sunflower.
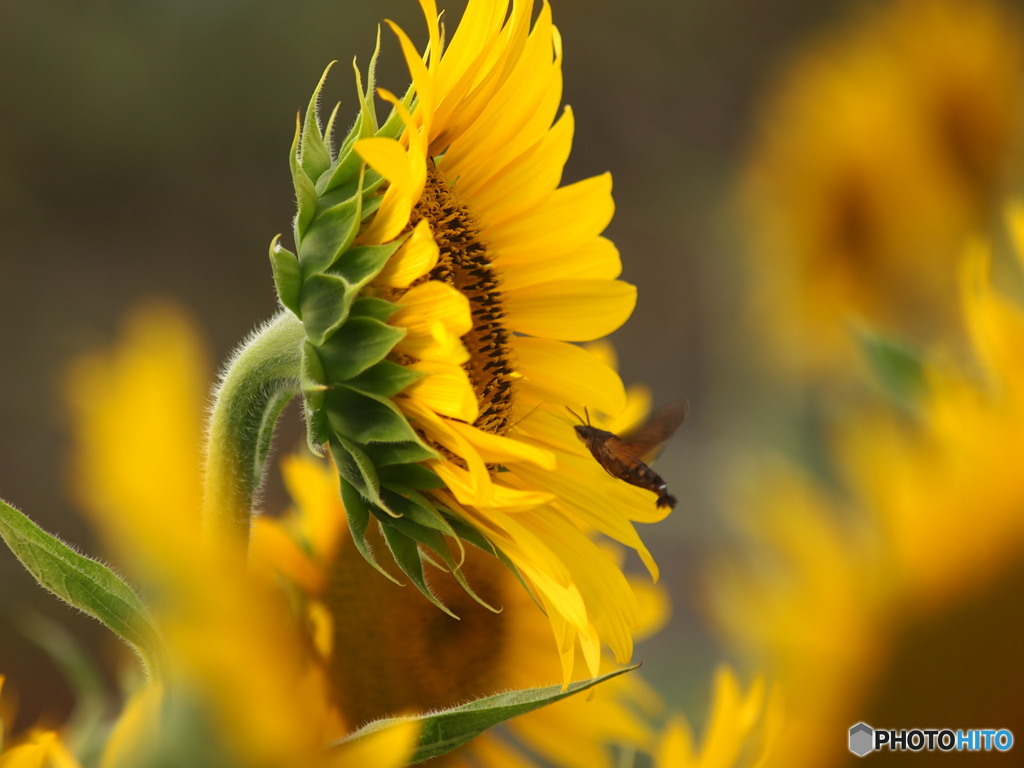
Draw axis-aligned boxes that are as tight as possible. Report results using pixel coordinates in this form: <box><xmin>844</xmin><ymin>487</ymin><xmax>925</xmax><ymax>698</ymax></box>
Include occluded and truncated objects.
<box><xmin>709</xmin><ymin>206</ymin><xmax>1024</xmax><ymax>766</ymax></box>
<box><xmin>271</xmin><ymin>0</ymin><xmax>671</xmax><ymax>684</ymax></box>
<box><xmin>653</xmin><ymin>667</ymin><xmax>781</xmax><ymax>768</ymax></box>
<box><xmin>0</xmin><ymin>676</ymin><xmax>83</xmax><ymax>768</ymax></box>
<box><xmin>740</xmin><ymin>0</ymin><xmax>1024</xmax><ymax>377</ymax></box>
<box><xmin>253</xmin><ymin>451</ymin><xmax>667</xmax><ymax>768</ymax></box>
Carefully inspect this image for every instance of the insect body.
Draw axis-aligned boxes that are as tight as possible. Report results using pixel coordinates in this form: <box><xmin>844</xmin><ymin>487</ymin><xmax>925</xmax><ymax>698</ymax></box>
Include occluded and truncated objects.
<box><xmin>568</xmin><ymin>402</ymin><xmax>687</xmax><ymax>509</ymax></box>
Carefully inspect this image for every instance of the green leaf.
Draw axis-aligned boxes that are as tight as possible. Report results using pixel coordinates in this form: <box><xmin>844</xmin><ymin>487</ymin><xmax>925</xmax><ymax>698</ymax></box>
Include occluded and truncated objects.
<box><xmin>334</xmin><ymin>667</ymin><xmax>638</xmax><ymax>764</ymax></box>
<box><xmin>0</xmin><ymin>498</ymin><xmax>163</xmax><ymax>677</ymax></box>
<box><xmin>269</xmin><ymin>236</ymin><xmax>302</xmax><ymax>316</ymax></box>
<box><xmin>856</xmin><ymin>327</ymin><xmax>928</xmax><ymax>408</ymax></box>
<box><xmin>326</xmin><ymin>386</ymin><xmax>420</xmax><ymax>444</ymax></box>
<box><xmin>315</xmin><ymin>317</ymin><xmax>405</xmax><ymax>381</ymax></box>
<box><xmin>298</xmin><ymin>197</ymin><xmax>363</xmax><ymax>276</ymax></box>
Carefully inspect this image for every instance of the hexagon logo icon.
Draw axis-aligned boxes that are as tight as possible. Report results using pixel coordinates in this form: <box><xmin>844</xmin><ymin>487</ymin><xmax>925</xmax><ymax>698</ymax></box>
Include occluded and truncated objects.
<box><xmin>849</xmin><ymin>722</ymin><xmax>874</xmax><ymax>757</ymax></box>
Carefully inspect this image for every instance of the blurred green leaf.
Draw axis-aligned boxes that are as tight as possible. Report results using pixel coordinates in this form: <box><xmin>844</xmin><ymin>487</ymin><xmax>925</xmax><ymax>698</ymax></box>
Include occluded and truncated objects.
<box><xmin>0</xmin><ymin>498</ymin><xmax>163</xmax><ymax>677</ymax></box>
<box><xmin>856</xmin><ymin>327</ymin><xmax>929</xmax><ymax>408</ymax></box>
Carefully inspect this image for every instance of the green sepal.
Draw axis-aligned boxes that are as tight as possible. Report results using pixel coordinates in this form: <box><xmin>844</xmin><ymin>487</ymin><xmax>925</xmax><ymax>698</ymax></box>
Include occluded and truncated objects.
<box><xmin>364</xmin><ymin>440</ymin><xmax>438</xmax><ymax>467</ymax></box>
<box><xmin>331</xmin><ymin>242</ymin><xmax>402</xmax><ymax>293</ymax></box>
<box><xmin>0</xmin><ymin>498</ymin><xmax>163</xmax><ymax>678</ymax></box>
<box><xmin>269</xmin><ymin>236</ymin><xmax>302</xmax><ymax>316</ymax></box>
<box><xmin>372</xmin><ymin>493</ymin><xmax>500</xmax><ymax>614</ymax></box>
<box><xmin>289</xmin><ymin>116</ymin><xmax>318</xmax><ymax>240</ymax></box>
<box><xmin>333</xmin><ymin>667</ymin><xmax>638</xmax><ymax>764</ymax></box>
<box><xmin>325</xmin><ymin>119</ymin><xmax>368</xmax><ymax>193</ymax></box>
<box><xmin>298</xmin><ymin>197</ymin><xmax>363</xmax><ymax>277</ymax></box>
<box><xmin>391</xmin><ymin>495</ymin><xmax>502</xmax><ymax>613</ymax></box>
<box><xmin>298</xmin><ymin>63</ymin><xmax>336</xmax><ymax>182</ymax></box>
<box><xmin>340</xmin><ymin>482</ymin><xmax>402</xmax><ymax>586</ymax></box>
<box><xmin>347</xmin><ymin>360</ymin><xmax>423</xmax><ymax>398</ymax></box>
<box><xmin>350</xmin><ymin>296</ymin><xmax>400</xmax><ymax>321</ymax></box>
<box><xmin>380</xmin><ymin>487</ymin><xmax>453</xmax><ymax>535</ymax></box>
<box><xmin>326</xmin><ymin>386</ymin><xmax>421</xmax><ymax>445</ymax></box>
<box><xmin>304</xmin><ymin>403</ymin><xmax>330</xmax><ymax>454</ymax></box>
<box><xmin>856</xmin><ymin>326</ymin><xmax>929</xmax><ymax>409</ymax></box>
<box><xmin>330</xmin><ymin>437</ymin><xmax>388</xmax><ymax>513</ymax></box>
<box><xmin>320</xmin><ymin>101</ymin><xmax>342</xmax><ymax>159</ymax></box>
<box><xmin>444</xmin><ymin>512</ymin><xmax>536</xmax><ymax>604</ymax></box>
<box><xmin>359</xmin><ymin>189</ymin><xmax>385</xmax><ymax>220</ymax></box>
<box><xmin>316</xmin><ymin>317</ymin><xmax>406</xmax><ymax>380</ymax></box>
<box><xmin>299</xmin><ymin>273</ymin><xmax>356</xmax><ymax>346</ymax></box>
<box><xmin>377</xmin><ymin>521</ymin><xmax>456</xmax><ymax>618</ymax></box>
<box><xmin>380</xmin><ymin>463</ymin><xmax>445</xmax><ymax>490</ymax></box>
<box><xmin>300</xmin><ymin>342</ymin><xmax>329</xmax><ymax>411</ymax></box>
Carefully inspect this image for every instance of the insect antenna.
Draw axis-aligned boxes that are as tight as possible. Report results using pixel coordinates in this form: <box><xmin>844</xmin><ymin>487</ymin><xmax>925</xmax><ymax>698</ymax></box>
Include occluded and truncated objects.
<box><xmin>506</xmin><ymin>403</ymin><xmax>543</xmax><ymax>432</ymax></box>
<box><xmin>565</xmin><ymin>405</ymin><xmax>595</xmax><ymax>426</ymax></box>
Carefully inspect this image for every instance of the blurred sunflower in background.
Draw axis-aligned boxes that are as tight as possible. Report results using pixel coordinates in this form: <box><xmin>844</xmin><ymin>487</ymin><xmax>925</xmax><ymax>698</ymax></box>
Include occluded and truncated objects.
<box><xmin>710</xmin><ymin>210</ymin><xmax>1024</xmax><ymax>766</ymax></box>
<box><xmin>741</xmin><ymin>0</ymin><xmax>1024</xmax><ymax>377</ymax></box>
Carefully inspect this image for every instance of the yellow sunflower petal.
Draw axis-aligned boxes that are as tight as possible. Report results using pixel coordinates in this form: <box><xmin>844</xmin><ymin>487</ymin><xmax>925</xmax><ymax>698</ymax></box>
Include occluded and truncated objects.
<box><xmin>356</xmin><ymin>90</ymin><xmax>427</xmax><ymax>244</ymax></box>
<box><xmin>457</xmin><ymin>106</ymin><xmax>574</xmax><ymax>219</ymax></box>
<box><xmin>464</xmin><ymin>735</ymin><xmax>537</xmax><ymax>768</ymax></box>
<box><xmin>485</xmin><ymin>173</ymin><xmax>614</xmax><ymax>256</ymax></box>
<box><xmin>353</xmin><ymin>136</ymin><xmax>415</xmax><ymax>189</ymax></box>
<box><xmin>375</xmin><ymin>220</ymin><xmax>440</xmax><ymax>288</ymax></box>
<box><xmin>504</xmin><ymin>279</ymin><xmax>637</xmax><ymax>341</ymax></box>
<box><xmin>1</xmin><ymin>732</ymin><xmax>82</xmax><ymax>768</ymax></box>
<box><xmin>440</xmin><ymin>2</ymin><xmax>562</xmax><ymax>187</ymax></box>
<box><xmin>386</xmin><ymin>19</ymin><xmax>435</xmax><ymax>119</ymax></box>
<box><xmin>251</xmin><ymin>518</ymin><xmax>325</xmax><ymax>593</ymax></box>
<box><xmin>405</xmin><ymin>359</ymin><xmax>480</xmax><ymax>422</ymax></box>
<box><xmin>432</xmin><ymin>0</ymin><xmax>508</xmax><ymax>106</ymax></box>
<box><xmin>445</xmin><ymin>417</ymin><xmax>557</xmax><ymax>469</ymax></box>
<box><xmin>392</xmin><ymin>281</ymin><xmax>473</xmax><ymax>361</ymax></box>
<box><xmin>656</xmin><ymin>715</ymin><xmax>696</xmax><ymax>768</ymax></box>
<box><xmin>1007</xmin><ymin>200</ymin><xmax>1024</xmax><ymax>269</ymax></box>
<box><xmin>434</xmin><ymin>460</ymin><xmax>556</xmax><ymax>511</ymax></box>
<box><xmin>99</xmin><ymin>684</ymin><xmax>162</xmax><ymax>768</ymax></box>
<box><xmin>499</xmin><ymin>235</ymin><xmax>622</xmax><ymax>293</ymax></box>
<box><xmin>328</xmin><ymin>718</ymin><xmax>419</xmax><ymax>768</ymax></box>
<box><xmin>511</xmin><ymin>336</ymin><xmax>627</xmax><ymax>416</ymax></box>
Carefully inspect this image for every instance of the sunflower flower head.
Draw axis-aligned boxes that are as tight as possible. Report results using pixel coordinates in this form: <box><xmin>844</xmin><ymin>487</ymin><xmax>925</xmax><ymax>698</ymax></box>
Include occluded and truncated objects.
<box><xmin>255</xmin><ymin>452</ymin><xmax>667</xmax><ymax>768</ymax></box>
<box><xmin>271</xmin><ymin>0</ymin><xmax>664</xmax><ymax>681</ymax></box>
<box><xmin>741</xmin><ymin>0</ymin><xmax>1024</xmax><ymax>376</ymax></box>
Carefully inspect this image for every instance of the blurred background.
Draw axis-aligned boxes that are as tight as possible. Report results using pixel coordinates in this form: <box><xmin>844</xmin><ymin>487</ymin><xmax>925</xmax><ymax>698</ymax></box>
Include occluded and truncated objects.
<box><xmin>3</xmin><ymin>0</ymin><xmax>1024</xmax><ymax>764</ymax></box>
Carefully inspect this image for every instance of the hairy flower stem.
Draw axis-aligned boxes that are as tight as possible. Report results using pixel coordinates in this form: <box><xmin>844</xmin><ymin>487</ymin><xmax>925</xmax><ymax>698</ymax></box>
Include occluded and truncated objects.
<box><xmin>203</xmin><ymin>311</ymin><xmax>305</xmax><ymax>550</ymax></box>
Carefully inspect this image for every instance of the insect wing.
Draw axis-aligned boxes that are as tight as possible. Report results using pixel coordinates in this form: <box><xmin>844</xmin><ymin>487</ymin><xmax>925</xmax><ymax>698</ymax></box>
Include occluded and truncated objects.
<box><xmin>617</xmin><ymin>401</ymin><xmax>688</xmax><ymax>462</ymax></box>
